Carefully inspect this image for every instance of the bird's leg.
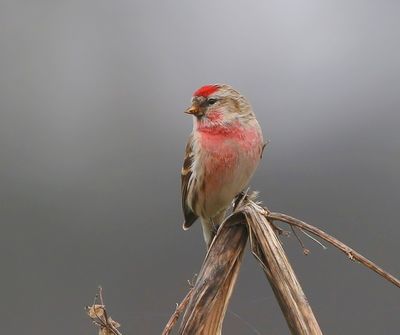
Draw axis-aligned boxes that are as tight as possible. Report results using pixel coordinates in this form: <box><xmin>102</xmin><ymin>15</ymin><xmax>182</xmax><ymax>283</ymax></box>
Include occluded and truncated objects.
<box><xmin>210</xmin><ymin>217</ymin><xmax>219</xmax><ymax>235</ymax></box>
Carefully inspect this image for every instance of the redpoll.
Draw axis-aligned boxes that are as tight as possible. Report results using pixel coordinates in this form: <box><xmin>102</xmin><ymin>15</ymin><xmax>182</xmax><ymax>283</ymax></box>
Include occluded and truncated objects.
<box><xmin>181</xmin><ymin>84</ymin><xmax>264</xmax><ymax>247</ymax></box>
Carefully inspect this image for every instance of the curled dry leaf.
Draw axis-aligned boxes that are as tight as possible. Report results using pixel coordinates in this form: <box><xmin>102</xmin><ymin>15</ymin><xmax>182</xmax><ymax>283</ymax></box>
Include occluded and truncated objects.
<box><xmin>86</xmin><ymin>304</ymin><xmax>121</xmax><ymax>335</ymax></box>
<box><xmin>87</xmin><ymin>304</ymin><xmax>106</xmax><ymax>320</ymax></box>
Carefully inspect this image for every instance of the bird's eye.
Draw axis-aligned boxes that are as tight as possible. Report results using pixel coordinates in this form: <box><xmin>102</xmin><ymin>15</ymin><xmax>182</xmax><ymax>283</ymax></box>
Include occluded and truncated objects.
<box><xmin>207</xmin><ymin>98</ymin><xmax>217</xmax><ymax>105</ymax></box>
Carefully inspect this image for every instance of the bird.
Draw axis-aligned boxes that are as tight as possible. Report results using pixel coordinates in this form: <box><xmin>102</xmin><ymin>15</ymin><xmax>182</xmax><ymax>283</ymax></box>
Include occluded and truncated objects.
<box><xmin>181</xmin><ymin>84</ymin><xmax>264</xmax><ymax>247</ymax></box>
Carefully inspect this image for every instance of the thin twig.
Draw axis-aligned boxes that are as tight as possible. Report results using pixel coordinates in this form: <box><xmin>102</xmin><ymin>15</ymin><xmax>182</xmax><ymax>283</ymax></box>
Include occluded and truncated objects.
<box><xmin>267</xmin><ymin>211</ymin><xmax>400</xmax><ymax>288</ymax></box>
<box><xmin>228</xmin><ymin>310</ymin><xmax>262</xmax><ymax>335</ymax></box>
<box><xmin>290</xmin><ymin>225</ymin><xmax>310</xmax><ymax>255</ymax></box>
<box><xmin>162</xmin><ymin>288</ymin><xmax>194</xmax><ymax>335</ymax></box>
<box><xmin>300</xmin><ymin>229</ymin><xmax>327</xmax><ymax>250</ymax></box>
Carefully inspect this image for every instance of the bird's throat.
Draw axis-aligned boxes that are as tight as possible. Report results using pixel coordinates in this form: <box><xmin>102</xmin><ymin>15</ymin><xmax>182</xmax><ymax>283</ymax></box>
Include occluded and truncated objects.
<box><xmin>195</xmin><ymin>111</ymin><xmax>239</xmax><ymax>137</ymax></box>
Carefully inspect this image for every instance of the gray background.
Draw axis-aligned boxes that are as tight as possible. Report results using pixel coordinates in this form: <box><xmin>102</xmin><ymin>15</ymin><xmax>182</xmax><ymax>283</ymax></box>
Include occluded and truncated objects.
<box><xmin>1</xmin><ymin>1</ymin><xmax>399</xmax><ymax>334</ymax></box>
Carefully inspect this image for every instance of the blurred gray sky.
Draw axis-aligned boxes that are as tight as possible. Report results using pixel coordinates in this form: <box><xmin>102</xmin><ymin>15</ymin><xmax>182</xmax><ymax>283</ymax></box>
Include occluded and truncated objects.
<box><xmin>1</xmin><ymin>1</ymin><xmax>399</xmax><ymax>334</ymax></box>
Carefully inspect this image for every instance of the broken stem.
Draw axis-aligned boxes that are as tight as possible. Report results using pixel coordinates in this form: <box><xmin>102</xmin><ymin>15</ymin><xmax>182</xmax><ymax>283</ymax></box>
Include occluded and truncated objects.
<box><xmin>267</xmin><ymin>211</ymin><xmax>400</xmax><ymax>288</ymax></box>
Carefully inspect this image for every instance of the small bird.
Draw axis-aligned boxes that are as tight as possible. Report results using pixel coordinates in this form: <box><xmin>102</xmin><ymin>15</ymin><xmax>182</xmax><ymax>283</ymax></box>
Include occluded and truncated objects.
<box><xmin>181</xmin><ymin>84</ymin><xmax>264</xmax><ymax>247</ymax></box>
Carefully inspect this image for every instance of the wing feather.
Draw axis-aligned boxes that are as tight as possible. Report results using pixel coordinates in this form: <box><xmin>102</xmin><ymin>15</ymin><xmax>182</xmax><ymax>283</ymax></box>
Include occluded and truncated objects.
<box><xmin>181</xmin><ymin>134</ymin><xmax>198</xmax><ymax>229</ymax></box>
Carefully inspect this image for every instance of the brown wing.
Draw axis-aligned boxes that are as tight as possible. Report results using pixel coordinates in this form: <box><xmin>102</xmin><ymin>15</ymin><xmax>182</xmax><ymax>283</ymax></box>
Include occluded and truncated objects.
<box><xmin>181</xmin><ymin>134</ymin><xmax>198</xmax><ymax>230</ymax></box>
<box><xmin>260</xmin><ymin>140</ymin><xmax>269</xmax><ymax>159</ymax></box>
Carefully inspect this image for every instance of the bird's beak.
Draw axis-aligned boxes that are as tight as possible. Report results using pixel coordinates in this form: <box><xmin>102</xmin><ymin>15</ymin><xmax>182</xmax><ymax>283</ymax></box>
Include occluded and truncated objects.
<box><xmin>185</xmin><ymin>105</ymin><xmax>203</xmax><ymax>117</ymax></box>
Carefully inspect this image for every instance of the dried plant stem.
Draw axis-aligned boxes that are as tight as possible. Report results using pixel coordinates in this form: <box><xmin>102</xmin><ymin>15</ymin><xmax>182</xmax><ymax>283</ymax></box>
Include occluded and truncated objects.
<box><xmin>267</xmin><ymin>211</ymin><xmax>400</xmax><ymax>288</ymax></box>
<box><xmin>243</xmin><ymin>201</ymin><xmax>323</xmax><ymax>335</ymax></box>
<box><xmin>169</xmin><ymin>195</ymin><xmax>400</xmax><ymax>334</ymax></box>
<box><xmin>86</xmin><ymin>194</ymin><xmax>400</xmax><ymax>335</ymax></box>
<box><xmin>178</xmin><ymin>213</ymin><xmax>248</xmax><ymax>335</ymax></box>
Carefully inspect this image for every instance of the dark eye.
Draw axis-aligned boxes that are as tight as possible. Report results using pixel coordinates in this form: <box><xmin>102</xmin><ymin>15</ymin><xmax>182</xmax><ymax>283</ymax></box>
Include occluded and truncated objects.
<box><xmin>207</xmin><ymin>98</ymin><xmax>217</xmax><ymax>105</ymax></box>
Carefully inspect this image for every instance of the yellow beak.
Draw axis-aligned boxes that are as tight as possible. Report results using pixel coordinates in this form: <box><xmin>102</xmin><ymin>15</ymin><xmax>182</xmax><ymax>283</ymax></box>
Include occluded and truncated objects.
<box><xmin>185</xmin><ymin>105</ymin><xmax>203</xmax><ymax>117</ymax></box>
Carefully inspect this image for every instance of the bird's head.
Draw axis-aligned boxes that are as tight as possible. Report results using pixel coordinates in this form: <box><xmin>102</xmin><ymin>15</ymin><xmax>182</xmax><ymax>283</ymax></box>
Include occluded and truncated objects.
<box><xmin>185</xmin><ymin>84</ymin><xmax>254</xmax><ymax>126</ymax></box>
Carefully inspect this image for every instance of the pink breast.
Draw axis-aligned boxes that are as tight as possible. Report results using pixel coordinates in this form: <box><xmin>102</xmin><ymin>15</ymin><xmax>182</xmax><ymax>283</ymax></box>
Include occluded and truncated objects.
<box><xmin>198</xmin><ymin>122</ymin><xmax>261</xmax><ymax>197</ymax></box>
<box><xmin>198</xmin><ymin>121</ymin><xmax>261</xmax><ymax>155</ymax></box>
